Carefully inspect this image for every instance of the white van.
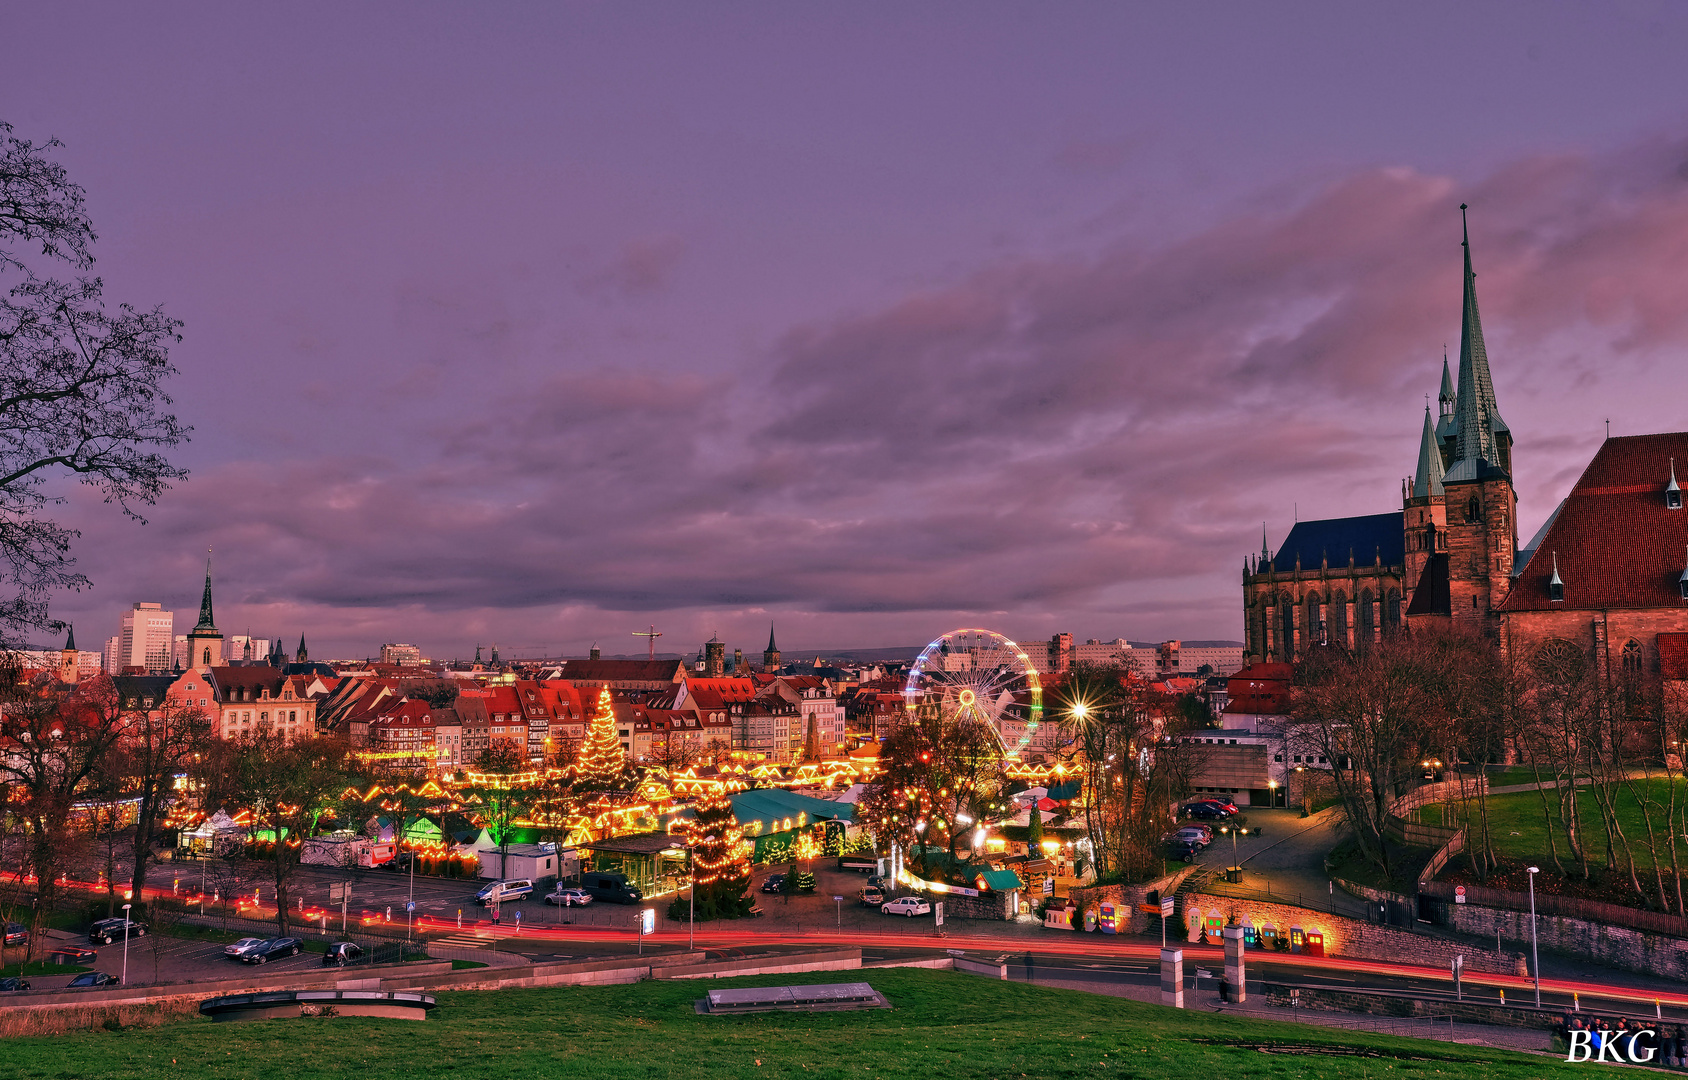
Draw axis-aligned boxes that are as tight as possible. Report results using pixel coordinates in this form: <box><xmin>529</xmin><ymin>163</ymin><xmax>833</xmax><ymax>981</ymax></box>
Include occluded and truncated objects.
<box><xmin>474</xmin><ymin>879</ymin><xmax>533</xmax><ymax>906</ymax></box>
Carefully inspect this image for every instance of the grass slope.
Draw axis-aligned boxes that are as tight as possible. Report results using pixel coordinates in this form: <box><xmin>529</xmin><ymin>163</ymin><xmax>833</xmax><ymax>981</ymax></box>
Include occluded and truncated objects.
<box><xmin>1427</xmin><ymin>777</ymin><xmax>1686</xmax><ymax>876</ymax></box>
<box><xmin>4</xmin><ymin>968</ymin><xmax>1575</xmax><ymax>1080</ymax></box>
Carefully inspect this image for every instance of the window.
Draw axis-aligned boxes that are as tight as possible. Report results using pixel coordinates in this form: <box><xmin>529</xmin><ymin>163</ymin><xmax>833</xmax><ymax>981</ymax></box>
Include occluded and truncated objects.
<box><xmin>1548</xmin><ymin>579</ymin><xmax>1564</xmax><ymax>602</ymax></box>
<box><xmin>1622</xmin><ymin>640</ymin><xmax>1642</xmax><ymax>683</ymax></box>
<box><xmin>1465</xmin><ymin>495</ymin><xmax>1480</xmax><ymax>523</ymax></box>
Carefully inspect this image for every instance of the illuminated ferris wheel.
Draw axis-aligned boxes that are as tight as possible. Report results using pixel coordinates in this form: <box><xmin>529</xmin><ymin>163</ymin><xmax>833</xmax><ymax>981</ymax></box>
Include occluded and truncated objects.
<box><xmin>903</xmin><ymin>628</ymin><xmax>1044</xmax><ymax>757</ymax></box>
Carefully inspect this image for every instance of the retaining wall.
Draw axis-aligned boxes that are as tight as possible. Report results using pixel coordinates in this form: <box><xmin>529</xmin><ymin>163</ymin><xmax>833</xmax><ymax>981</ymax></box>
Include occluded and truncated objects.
<box><xmin>1183</xmin><ymin>891</ymin><xmax>1526</xmax><ymax>976</ymax></box>
<box><xmin>1261</xmin><ymin>982</ymin><xmax>1562</xmax><ymax>1032</ymax></box>
<box><xmin>1070</xmin><ymin>865</ymin><xmax>1201</xmax><ymax>935</ymax></box>
<box><xmin>1443</xmin><ymin>902</ymin><xmax>1688</xmax><ymax>983</ymax></box>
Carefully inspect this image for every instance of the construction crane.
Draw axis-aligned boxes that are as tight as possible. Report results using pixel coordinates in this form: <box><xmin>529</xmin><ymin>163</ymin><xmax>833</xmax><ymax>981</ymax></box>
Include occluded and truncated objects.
<box><xmin>632</xmin><ymin>624</ymin><xmax>663</xmax><ymax>660</ymax></box>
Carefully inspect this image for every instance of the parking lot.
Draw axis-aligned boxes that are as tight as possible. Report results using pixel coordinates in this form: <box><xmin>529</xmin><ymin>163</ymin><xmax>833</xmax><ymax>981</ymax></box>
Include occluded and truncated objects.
<box><xmin>17</xmin><ymin>929</ymin><xmax>327</xmax><ymax>990</ymax></box>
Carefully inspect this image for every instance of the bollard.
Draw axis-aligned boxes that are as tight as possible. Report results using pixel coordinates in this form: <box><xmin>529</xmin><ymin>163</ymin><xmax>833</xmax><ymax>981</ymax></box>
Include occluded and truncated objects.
<box><xmin>1222</xmin><ymin>926</ymin><xmax>1246</xmax><ymax>1004</ymax></box>
<box><xmin>457</xmin><ymin>909</ymin><xmax>462</xmax><ymax>928</ymax></box>
<box><xmin>1160</xmin><ymin>949</ymin><xmax>1184</xmax><ymax>1010</ymax></box>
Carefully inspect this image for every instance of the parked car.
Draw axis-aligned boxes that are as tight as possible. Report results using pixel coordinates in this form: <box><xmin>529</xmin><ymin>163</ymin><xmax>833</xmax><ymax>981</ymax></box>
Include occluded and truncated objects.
<box><xmin>838</xmin><ymin>856</ymin><xmax>879</xmax><ymax>873</ymax></box>
<box><xmin>881</xmin><ymin>896</ymin><xmax>931</xmax><ymax>917</ymax></box>
<box><xmin>865</xmin><ymin>875</ymin><xmax>889</xmax><ymax>891</ymax></box>
<box><xmin>384</xmin><ymin>850</ymin><xmax>416</xmax><ymax>871</ymax></box>
<box><xmin>545</xmin><ymin>887</ymin><xmax>592</xmax><ymax>906</ymax></box>
<box><xmin>1172</xmin><ymin>826</ymin><xmax>1212</xmax><ymax>845</ymax></box>
<box><xmin>88</xmin><ymin>918</ymin><xmax>147</xmax><ymax>945</ymax></box>
<box><xmin>242</xmin><ymin>937</ymin><xmax>303</xmax><ymax>964</ymax></box>
<box><xmin>323</xmin><ymin>942</ymin><xmax>362</xmax><ymax>967</ymax></box>
<box><xmin>1181</xmin><ymin>802</ymin><xmax>1232</xmax><ymax>821</ymax></box>
<box><xmin>3</xmin><ymin>922</ymin><xmax>27</xmax><ymax>946</ymax></box>
<box><xmin>0</xmin><ymin>976</ymin><xmax>30</xmax><ymax>991</ymax></box>
<box><xmin>67</xmin><ymin>971</ymin><xmax>120</xmax><ymax>988</ymax></box>
<box><xmin>224</xmin><ymin>937</ymin><xmax>267</xmax><ymax>960</ymax></box>
<box><xmin>580</xmin><ymin>871</ymin><xmax>643</xmax><ymax>905</ymax></box>
<box><xmin>1167</xmin><ymin>839</ymin><xmax>1204</xmax><ymax>863</ymax></box>
<box><xmin>760</xmin><ymin>874</ymin><xmax>787</xmax><ymax>894</ymax></box>
<box><xmin>474</xmin><ymin>879</ymin><xmax>534</xmax><ymax>906</ymax></box>
<box><xmin>859</xmin><ymin>886</ymin><xmax>886</xmax><ymax>907</ymax></box>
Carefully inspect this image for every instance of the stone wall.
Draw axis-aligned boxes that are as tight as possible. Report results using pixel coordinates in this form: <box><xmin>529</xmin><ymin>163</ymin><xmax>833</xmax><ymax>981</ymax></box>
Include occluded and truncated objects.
<box><xmin>1183</xmin><ymin>890</ymin><xmax>1527</xmax><ymax>976</ymax></box>
<box><xmin>1261</xmin><ymin>983</ymin><xmax>1562</xmax><ymax>1032</ymax></box>
<box><xmin>938</xmin><ymin>890</ymin><xmax>1017</xmax><ymax>922</ymax></box>
<box><xmin>1070</xmin><ymin>865</ymin><xmax>1200</xmax><ymax>934</ymax></box>
<box><xmin>1446</xmin><ymin>901</ymin><xmax>1688</xmax><ymax>982</ymax></box>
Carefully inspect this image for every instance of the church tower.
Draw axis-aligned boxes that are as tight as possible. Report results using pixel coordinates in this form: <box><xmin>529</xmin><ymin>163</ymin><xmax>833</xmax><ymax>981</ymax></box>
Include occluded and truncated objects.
<box><xmin>762</xmin><ymin>623</ymin><xmax>781</xmax><ymax>672</ymax></box>
<box><xmin>295</xmin><ymin>634</ymin><xmax>308</xmax><ymax>664</ymax></box>
<box><xmin>186</xmin><ymin>552</ymin><xmax>224</xmax><ymax>670</ymax></box>
<box><xmin>1402</xmin><ymin>403</ymin><xmax>1447</xmax><ymax>602</ymax></box>
<box><xmin>1428</xmin><ymin>206</ymin><xmax>1518</xmax><ymax>633</ymax></box>
<box><xmin>59</xmin><ymin>625</ymin><xmax>79</xmax><ymax>685</ymax></box>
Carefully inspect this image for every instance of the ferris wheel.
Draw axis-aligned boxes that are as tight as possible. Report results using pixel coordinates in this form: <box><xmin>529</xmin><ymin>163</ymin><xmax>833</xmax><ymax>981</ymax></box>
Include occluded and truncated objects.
<box><xmin>903</xmin><ymin>628</ymin><xmax>1044</xmax><ymax>757</ymax></box>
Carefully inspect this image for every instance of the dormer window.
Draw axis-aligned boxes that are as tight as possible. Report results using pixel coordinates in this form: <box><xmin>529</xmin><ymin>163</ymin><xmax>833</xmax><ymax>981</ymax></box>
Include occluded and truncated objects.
<box><xmin>1679</xmin><ymin>546</ymin><xmax>1688</xmax><ymax>600</ymax></box>
<box><xmin>1669</xmin><ymin>459</ymin><xmax>1683</xmax><ymax>510</ymax></box>
<box><xmin>1548</xmin><ymin>552</ymin><xmax>1565</xmax><ymax>603</ymax></box>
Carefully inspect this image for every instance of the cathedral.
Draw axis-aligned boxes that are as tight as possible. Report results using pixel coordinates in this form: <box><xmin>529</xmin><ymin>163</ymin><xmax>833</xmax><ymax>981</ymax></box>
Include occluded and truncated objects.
<box><xmin>1242</xmin><ymin>207</ymin><xmax>1519</xmax><ymax>662</ymax></box>
<box><xmin>1244</xmin><ymin>209</ymin><xmax>1688</xmax><ymax>688</ymax></box>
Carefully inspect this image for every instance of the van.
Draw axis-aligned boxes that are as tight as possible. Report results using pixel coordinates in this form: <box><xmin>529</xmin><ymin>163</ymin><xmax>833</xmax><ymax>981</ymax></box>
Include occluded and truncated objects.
<box><xmin>474</xmin><ymin>879</ymin><xmax>533</xmax><ymax>906</ymax></box>
<box><xmin>579</xmin><ymin>871</ymin><xmax>643</xmax><ymax>905</ymax></box>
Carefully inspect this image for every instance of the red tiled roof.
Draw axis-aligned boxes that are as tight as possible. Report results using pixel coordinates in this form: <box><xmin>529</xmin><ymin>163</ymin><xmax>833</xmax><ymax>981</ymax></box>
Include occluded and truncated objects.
<box><xmin>1499</xmin><ymin>432</ymin><xmax>1688</xmax><ymax>613</ymax></box>
<box><xmin>1223</xmin><ymin>662</ymin><xmax>1293</xmax><ymax>714</ymax></box>
<box><xmin>685</xmin><ymin>677</ymin><xmax>757</xmax><ymax>701</ymax></box>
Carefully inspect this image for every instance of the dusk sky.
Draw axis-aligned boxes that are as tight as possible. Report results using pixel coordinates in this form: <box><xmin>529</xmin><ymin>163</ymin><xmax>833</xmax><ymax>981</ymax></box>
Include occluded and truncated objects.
<box><xmin>8</xmin><ymin>4</ymin><xmax>1688</xmax><ymax>660</ymax></box>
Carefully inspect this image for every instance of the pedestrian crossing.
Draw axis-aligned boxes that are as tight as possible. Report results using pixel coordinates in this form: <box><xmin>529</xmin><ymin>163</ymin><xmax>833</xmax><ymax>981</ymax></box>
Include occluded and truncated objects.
<box><xmin>431</xmin><ymin>933</ymin><xmax>491</xmax><ymax>948</ymax></box>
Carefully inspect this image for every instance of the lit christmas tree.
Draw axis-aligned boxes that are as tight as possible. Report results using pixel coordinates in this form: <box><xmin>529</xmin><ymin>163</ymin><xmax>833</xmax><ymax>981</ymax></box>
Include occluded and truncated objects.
<box><xmin>669</xmin><ymin>789</ymin><xmax>752</xmax><ymax>921</ymax></box>
<box><xmin>575</xmin><ymin>687</ymin><xmax>626</xmax><ymax>791</ymax></box>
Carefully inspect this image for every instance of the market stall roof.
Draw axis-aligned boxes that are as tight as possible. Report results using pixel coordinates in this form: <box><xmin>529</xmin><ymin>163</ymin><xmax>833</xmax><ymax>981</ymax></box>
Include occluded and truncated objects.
<box><xmin>728</xmin><ymin>789</ymin><xmax>855</xmax><ymax>835</ymax></box>
<box><xmin>580</xmin><ymin>831</ymin><xmax>681</xmax><ymax>856</ymax></box>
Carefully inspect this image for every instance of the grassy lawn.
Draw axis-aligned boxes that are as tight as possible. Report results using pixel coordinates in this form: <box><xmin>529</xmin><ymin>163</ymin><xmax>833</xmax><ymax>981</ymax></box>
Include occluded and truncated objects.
<box><xmin>1424</xmin><ymin>776</ymin><xmax>1687</xmax><ymax>876</ymax></box>
<box><xmin>0</xmin><ymin>960</ymin><xmax>88</xmax><ymax>977</ymax></box>
<box><xmin>0</xmin><ymin>968</ymin><xmax>1580</xmax><ymax>1080</ymax></box>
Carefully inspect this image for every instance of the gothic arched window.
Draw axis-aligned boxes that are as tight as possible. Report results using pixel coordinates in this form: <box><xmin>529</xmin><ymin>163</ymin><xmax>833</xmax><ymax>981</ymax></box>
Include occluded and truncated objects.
<box><xmin>1305</xmin><ymin>593</ymin><xmax>1323</xmax><ymax>646</ymax></box>
<box><xmin>1622</xmin><ymin>640</ymin><xmax>1643</xmax><ymax>684</ymax></box>
<box><xmin>1385</xmin><ymin>589</ymin><xmax>1402</xmax><ymax>632</ymax></box>
<box><xmin>1465</xmin><ymin>496</ymin><xmax>1480</xmax><ymax>523</ymax></box>
<box><xmin>1357</xmin><ymin>589</ymin><xmax>1375</xmax><ymax>646</ymax></box>
<box><xmin>1280</xmin><ymin>601</ymin><xmax>1296</xmax><ymax>661</ymax></box>
<box><xmin>1330</xmin><ymin>592</ymin><xmax>1349</xmax><ymax>646</ymax></box>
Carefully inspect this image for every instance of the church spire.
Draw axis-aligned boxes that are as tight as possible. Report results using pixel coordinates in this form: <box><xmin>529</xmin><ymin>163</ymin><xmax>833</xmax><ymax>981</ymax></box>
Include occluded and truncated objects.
<box><xmin>64</xmin><ymin>623</ymin><xmax>76</xmax><ymax>651</ymax></box>
<box><xmin>194</xmin><ymin>550</ymin><xmax>217</xmax><ymax>632</ymax></box>
<box><xmin>766</xmin><ymin>622</ymin><xmax>778</xmax><ymax>653</ymax></box>
<box><xmin>1413</xmin><ymin>404</ymin><xmax>1445</xmax><ymax>498</ymax></box>
<box><xmin>1448</xmin><ymin>205</ymin><xmax>1509</xmax><ymax>474</ymax></box>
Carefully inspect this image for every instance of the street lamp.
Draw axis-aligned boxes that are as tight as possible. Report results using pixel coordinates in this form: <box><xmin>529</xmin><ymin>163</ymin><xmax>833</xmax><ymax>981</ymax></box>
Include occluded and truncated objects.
<box><xmin>1526</xmin><ymin>866</ymin><xmax>1541</xmax><ymax>1007</ymax></box>
<box><xmin>121</xmin><ymin>902</ymin><xmax>132</xmax><ymax>986</ymax></box>
<box><xmin>1219</xmin><ymin>825</ymin><xmax>1251</xmax><ymax>877</ymax></box>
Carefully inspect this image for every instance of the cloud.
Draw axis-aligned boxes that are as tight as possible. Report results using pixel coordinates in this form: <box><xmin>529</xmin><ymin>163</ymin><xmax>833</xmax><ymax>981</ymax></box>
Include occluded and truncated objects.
<box><xmin>47</xmin><ymin>133</ymin><xmax>1688</xmax><ymax>657</ymax></box>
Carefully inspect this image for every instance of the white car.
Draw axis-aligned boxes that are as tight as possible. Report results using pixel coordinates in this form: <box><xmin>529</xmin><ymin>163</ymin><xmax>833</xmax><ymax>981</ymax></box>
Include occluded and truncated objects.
<box><xmin>880</xmin><ymin>897</ymin><xmax>931</xmax><ymax>917</ymax></box>
<box><xmin>224</xmin><ymin>937</ymin><xmax>267</xmax><ymax>959</ymax></box>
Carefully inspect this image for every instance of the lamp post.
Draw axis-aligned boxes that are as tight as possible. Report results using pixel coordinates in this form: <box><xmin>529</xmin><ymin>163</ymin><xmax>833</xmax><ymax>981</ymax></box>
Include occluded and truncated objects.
<box><xmin>121</xmin><ymin>902</ymin><xmax>132</xmax><ymax>986</ymax></box>
<box><xmin>1526</xmin><ymin>866</ymin><xmax>1541</xmax><ymax>1007</ymax></box>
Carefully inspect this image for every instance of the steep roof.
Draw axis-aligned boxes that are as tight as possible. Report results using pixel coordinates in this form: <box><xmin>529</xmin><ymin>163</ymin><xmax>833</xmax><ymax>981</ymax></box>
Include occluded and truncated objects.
<box><xmin>1498</xmin><ymin>432</ymin><xmax>1688</xmax><ymax>612</ymax></box>
<box><xmin>558</xmin><ymin>658</ymin><xmax>685</xmax><ymax>684</ymax></box>
<box><xmin>1413</xmin><ymin>405</ymin><xmax>1445</xmax><ymax>498</ymax></box>
<box><xmin>1263</xmin><ymin>512</ymin><xmax>1403</xmax><ymax>573</ymax></box>
<box><xmin>1447</xmin><ymin>206</ymin><xmax>1509</xmax><ymax>478</ymax></box>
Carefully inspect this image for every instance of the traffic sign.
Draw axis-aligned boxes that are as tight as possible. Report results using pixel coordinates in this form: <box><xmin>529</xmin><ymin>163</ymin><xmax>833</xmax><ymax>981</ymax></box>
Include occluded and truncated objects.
<box><xmin>406</xmin><ymin>900</ymin><xmax>416</xmax><ymax>913</ymax></box>
<box><xmin>1454</xmin><ymin>885</ymin><xmax>1467</xmax><ymax>904</ymax></box>
<box><xmin>833</xmin><ymin>895</ymin><xmax>844</xmax><ymax>902</ymax></box>
<box><xmin>329</xmin><ymin>884</ymin><xmax>348</xmax><ymax>902</ymax></box>
<box><xmin>1160</xmin><ymin>896</ymin><xmax>1175</xmax><ymax>918</ymax></box>
<box><xmin>1042</xmin><ymin>877</ymin><xmax>1054</xmax><ymax>896</ymax></box>
<box><xmin>934</xmin><ymin>902</ymin><xmax>944</xmax><ymax>928</ymax></box>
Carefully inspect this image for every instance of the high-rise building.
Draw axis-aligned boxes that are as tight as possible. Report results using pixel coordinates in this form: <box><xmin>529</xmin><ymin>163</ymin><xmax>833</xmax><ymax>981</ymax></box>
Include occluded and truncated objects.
<box><xmin>104</xmin><ymin>635</ymin><xmax>122</xmax><ymax>675</ymax></box>
<box><xmin>380</xmin><ymin>643</ymin><xmax>423</xmax><ymax>666</ymax></box>
<box><xmin>119</xmin><ymin>602</ymin><xmax>175</xmax><ymax>673</ymax></box>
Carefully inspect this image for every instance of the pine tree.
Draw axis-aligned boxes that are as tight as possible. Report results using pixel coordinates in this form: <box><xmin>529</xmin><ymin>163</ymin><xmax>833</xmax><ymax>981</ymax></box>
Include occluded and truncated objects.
<box><xmin>1027</xmin><ymin>802</ymin><xmax>1044</xmax><ymax>851</ymax></box>
<box><xmin>670</xmin><ymin>790</ymin><xmax>752</xmax><ymax>921</ymax></box>
<box><xmin>575</xmin><ymin>687</ymin><xmax>626</xmax><ymax>790</ymax></box>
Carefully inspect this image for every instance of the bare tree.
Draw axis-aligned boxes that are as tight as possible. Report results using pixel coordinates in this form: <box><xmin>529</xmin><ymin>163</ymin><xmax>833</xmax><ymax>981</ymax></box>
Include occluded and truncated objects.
<box><xmin>0</xmin><ymin>120</ymin><xmax>188</xmax><ymax>647</ymax></box>
<box><xmin>223</xmin><ymin>732</ymin><xmax>351</xmax><ymax>936</ymax></box>
<box><xmin>0</xmin><ymin>671</ymin><xmax>129</xmax><ymax>957</ymax></box>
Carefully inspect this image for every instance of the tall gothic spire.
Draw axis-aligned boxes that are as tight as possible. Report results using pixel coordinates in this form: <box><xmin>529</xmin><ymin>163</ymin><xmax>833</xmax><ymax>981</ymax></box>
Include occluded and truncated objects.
<box><xmin>194</xmin><ymin>550</ymin><xmax>218</xmax><ymax>632</ymax></box>
<box><xmin>1449</xmin><ymin>204</ymin><xmax>1508</xmax><ymax>474</ymax></box>
<box><xmin>1413</xmin><ymin>404</ymin><xmax>1445</xmax><ymax>498</ymax></box>
<box><xmin>766</xmin><ymin>622</ymin><xmax>778</xmax><ymax>653</ymax></box>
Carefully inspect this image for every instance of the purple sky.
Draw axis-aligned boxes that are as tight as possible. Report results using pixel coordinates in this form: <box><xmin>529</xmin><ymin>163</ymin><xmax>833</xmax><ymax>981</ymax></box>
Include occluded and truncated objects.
<box><xmin>8</xmin><ymin>5</ymin><xmax>1688</xmax><ymax>660</ymax></box>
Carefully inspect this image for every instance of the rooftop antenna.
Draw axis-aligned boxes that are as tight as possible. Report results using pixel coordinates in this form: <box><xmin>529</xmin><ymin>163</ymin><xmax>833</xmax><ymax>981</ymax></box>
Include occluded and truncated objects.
<box><xmin>632</xmin><ymin>624</ymin><xmax>663</xmax><ymax>660</ymax></box>
<box><xmin>1606</xmin><ymin>418</ymin><xmax>1611</xmax><ymax>439</ymax></box>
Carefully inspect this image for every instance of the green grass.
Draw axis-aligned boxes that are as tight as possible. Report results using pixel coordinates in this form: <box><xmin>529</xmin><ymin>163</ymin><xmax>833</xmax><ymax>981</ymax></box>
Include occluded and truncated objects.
<box><xmin>0</xmin><ymin>968</ymin><xmax>1578</xmax><ymax>1080</ymax></box>
<box><xmin>0</xmin><ymin>960</ymin><xmax>88</xmax><ymax>977</ymax></box>
<box><xmin>1426</xmin><ymin>776</ymin><xmax>1687</xmax><ymax>876</ymax></box>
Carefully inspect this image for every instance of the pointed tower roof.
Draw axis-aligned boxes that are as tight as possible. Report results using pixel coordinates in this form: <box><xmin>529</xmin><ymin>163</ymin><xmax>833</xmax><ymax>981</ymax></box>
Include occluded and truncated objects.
<box><xmin>766</xmin><ymin>623</ymin><xmax>778</xmax><ymax>653</ymax></box>
<box><xmin>1413</xmin><ymin>405</ymin><xmax>1445</xmax><ymax>498</ymax></box>
<box><xmin>298</xmin><ymin>633</ymin><xmax>307</xmax><ymax>654</ymax></box>
<box><xmin>193</xmin><ymin>550</ymin><xmax>218</xmax><ymax>633</ymax></box>
<box><xmin>64</xmin><ymin>624</ymin><xmax>75</xmax><ymax>651</ymax></box>
<box><xmin>1438</xmin><ymin>352</ymin><xmax>1455</xmax><ymax>403</ymax></box>
<box><xmin>1446</xmin><ymin>205</ymin><xmax>1511</xmax><ymax>480</ymax></box>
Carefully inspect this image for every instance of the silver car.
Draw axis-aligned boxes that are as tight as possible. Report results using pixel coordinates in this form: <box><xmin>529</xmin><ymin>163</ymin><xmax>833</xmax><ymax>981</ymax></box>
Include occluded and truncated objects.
<box><xmin>224</xmin><ymin>937</ymin><xmax>267</xmax><ymax>959</ymax></box>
